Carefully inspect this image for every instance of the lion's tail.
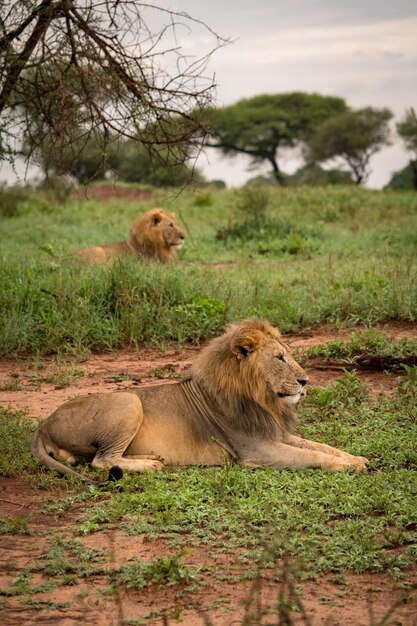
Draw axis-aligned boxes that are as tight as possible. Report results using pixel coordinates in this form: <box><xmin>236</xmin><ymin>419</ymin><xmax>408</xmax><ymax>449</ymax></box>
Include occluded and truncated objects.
<box><xmin>30</xmin><ymin>428</ymin><xmax>101</xmax><ymax>485</ymax></box>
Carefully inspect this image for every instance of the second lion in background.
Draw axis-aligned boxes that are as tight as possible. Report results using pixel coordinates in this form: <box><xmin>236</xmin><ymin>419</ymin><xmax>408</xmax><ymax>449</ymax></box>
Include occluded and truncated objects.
<box><xmin>72</xmin><ymin>208</ymin><xmax>185</xmax><ymax>264</ymax></box>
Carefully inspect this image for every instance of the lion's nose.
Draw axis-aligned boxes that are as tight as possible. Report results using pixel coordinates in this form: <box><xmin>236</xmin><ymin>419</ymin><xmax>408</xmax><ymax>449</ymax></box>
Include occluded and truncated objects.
<box><xmin>298</xmin><ymin>378</ymin><xmax>308</xmax><ymax>387</ymax></box>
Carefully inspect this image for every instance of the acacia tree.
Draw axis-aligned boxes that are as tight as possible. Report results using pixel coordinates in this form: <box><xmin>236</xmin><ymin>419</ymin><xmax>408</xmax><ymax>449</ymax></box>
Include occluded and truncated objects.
<box><xmin>0</xmin><ymin>1</ymin><xmax>227</xmax><ymax>173</ymax></box>
<box><xmin>203</xmin><ymin>92</ymin><xmax>348</xmax><ymax>185</ymax></box>
<box><xmin>396</xmin><ymin>108</ymin><xmax>417</xmax><ymax>190</ymax></box>
<box><xmin>308</xmin><ymin>107</ymin><xmax>392</xmax><ymax>185</ymax></box>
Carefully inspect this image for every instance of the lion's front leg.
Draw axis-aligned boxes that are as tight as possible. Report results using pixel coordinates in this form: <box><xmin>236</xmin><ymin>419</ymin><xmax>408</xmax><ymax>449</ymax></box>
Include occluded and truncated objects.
<box><xmin>240</xmin><ymin>441</ymin><xmax>367</xmax><ymax>471</ymax></box>
<box><xmin>284</xmin><ymin>434</ymin><xmax>368</xmax><ymax>470</ymax></box>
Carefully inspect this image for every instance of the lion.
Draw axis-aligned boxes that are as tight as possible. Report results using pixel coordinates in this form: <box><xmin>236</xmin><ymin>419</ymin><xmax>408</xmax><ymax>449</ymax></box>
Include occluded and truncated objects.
<box><xmin>31</xmin><ymin>319</ymin><xmax>368</xmax><ymax>483</ymax></box>
<box><xmin>72</xmin><ymin>208</ymin><xmax>185</xmax><ymax>264</ymax></box>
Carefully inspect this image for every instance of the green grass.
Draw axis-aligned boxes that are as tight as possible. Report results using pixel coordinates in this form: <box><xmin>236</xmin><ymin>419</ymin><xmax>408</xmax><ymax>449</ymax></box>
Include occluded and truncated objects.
<box><xmin>0</xmin><ymin>184</ymin><xmax>416</xmax><ymax>355</ymax></box>
<box><xmin>0</xmin><ymin>408</ymin><xmax>40</xmax><ymax>480</ymax></box>
<box><xmin>1</xmin><ymin>182</ymin><xmax>416</xmax><ymax>621</ymax></box>
<box><xmin>2</xmin><ymin>372</ymin><xmax>416</xmax><ymax>584</ymax></box>
<box><xmin>110</xmin><ymin>551</ymin><xmax>197</xmax><ymax>590</ymax></box>
<box><xmin>302</xmin><ymin>329</ymin><xmax>417</xmax><ymax>360</ymax></box>
<box><xmin>0</xmin><ymin>375</ymin><xmax>416</xmax><ymax>626</ymax></box>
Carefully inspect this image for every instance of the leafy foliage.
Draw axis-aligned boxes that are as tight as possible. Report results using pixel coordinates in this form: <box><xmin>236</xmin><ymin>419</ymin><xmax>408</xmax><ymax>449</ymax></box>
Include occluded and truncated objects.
<box><xmin>111</xmin><ymin>552</ymin><xmax>196</xmax><ymax>589</ymax></box>
<box><xmin>0</xmin><ymin>407</ymin><xmax>38</xmax><ymax>479</ymax></box>
<box><xmin>397</xmin><ymin>108</ymin><xmax>417</xmax><ymax>155</ymax></box>
<box><xmin>385</xmin><ymin>162</ymin><xmax>417</xmax><ymax>190</ymax></box>
<box><xmin>397</xmin><ymin>365</ymin><xmax>417</xmax><ymax>397</ymax></box>
<box><xmin>396</xmin><ymin>108</ymin><xmax>417</xmax><ymax>190</ymax></box>
<box><xmin>308</xmin><ymin>107</ymin><xmax>393</xmax><ymax>184</ymax></box>
<box><xmin>303</xmin><ymin>330</ymin><xmax>417</xmax><ymax>361</ymax></box>
<box><xmin>205</xmin><ymin>92</ymin><xmax>347</xmax><ymax>184</ymax></box>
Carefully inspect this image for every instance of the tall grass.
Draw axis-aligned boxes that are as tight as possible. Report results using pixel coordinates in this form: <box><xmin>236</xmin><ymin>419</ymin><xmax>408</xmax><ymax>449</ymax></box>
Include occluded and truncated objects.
<box><xmin>0</xmin><ymin>259</ymin><xmax>226</xmax><ymax>354</ymax></box>
<box><xmin>1</xmin><ymin>184</ymin><xmax>416</xmax><ymax>355</ymax></box>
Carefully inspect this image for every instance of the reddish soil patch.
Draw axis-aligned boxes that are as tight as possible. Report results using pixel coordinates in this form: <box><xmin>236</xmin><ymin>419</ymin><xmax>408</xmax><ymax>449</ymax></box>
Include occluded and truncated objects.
<box><xmin>71</xmin><ymin>184</ymin><xmax>153</xmax><ymax>202</ymax></box>
<box><xmin>1</xmin><ymin>323</ymin><xmax>416</xmax><ymax>625</ymax></box>
<box><xmin>0</xmin><ymin>345</ymin><xmax>198</xmax><ymax>420</ymax></box>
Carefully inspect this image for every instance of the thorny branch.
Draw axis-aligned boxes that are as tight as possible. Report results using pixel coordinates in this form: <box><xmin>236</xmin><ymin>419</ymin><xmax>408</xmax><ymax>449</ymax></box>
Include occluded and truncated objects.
<box><xmin>0</xmin><ymin>0</ymin><xmax>230</xmax><ymax>174</ymax></box>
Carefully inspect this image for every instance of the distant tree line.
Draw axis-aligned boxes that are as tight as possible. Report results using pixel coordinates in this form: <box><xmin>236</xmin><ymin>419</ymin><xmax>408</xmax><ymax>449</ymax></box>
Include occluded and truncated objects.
<box><xmin>0</xmin><ymin>3</ymin><xmax>416</xmax><ymax>190</ymax></box>
<box><xmin>14</xmin><ymin>92</ymin><xmax>416</xmax><ymax>190</ymax></box>
<box><xmin>204</xmin><ymin>94</ymin><xmax>417</xmax><ymax>189</ymax></box>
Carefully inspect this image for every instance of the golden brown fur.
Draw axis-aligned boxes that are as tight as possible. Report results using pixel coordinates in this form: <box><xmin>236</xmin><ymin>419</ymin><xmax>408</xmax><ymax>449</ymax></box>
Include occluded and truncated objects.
<box><xmin>73</xmin><ymin>208</ymin><xmax>185</xmax><ymax>264</ymax></box>
<box><xmin>31</xmin><ymin>319</ymin><xmax>368</xmax><ymax>482</ymax></box>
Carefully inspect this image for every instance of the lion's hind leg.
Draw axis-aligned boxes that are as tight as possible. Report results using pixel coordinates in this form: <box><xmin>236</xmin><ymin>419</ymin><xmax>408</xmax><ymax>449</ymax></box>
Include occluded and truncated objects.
<box><xmin>89</xmin><ymin>393</ymin><xmax>163</xmax><ymax>473</ymax></box>
<box><xmin>56</xmin><ymin>448</ymin><xmax>77</xmax><ymax>465</ymax></box>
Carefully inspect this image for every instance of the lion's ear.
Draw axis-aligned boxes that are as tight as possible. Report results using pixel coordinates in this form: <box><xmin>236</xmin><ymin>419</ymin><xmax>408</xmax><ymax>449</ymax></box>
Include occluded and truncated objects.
<box><xmin>230</xmin><ymin>334</ymin><xmax>260</xmax><ymax>360</ymax></box>
<box><xmin>152</xmin><ymin>214</ymin><xmax>162</xmax><ymax>226</ymax></box>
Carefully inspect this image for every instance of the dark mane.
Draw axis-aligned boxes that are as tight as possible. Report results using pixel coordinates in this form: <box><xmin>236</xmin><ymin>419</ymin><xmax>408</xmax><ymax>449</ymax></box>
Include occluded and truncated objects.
<box><xmin>179</xmin><ymin>377</ymin><xmax>298</xmax><ymax>459</ymax></box>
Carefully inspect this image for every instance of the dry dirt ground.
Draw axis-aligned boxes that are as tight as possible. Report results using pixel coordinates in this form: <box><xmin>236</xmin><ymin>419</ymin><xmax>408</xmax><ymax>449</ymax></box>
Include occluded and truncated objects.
<box><xmin>0</xmin><ymin>323</ymin><xmax>416</xmax><ymax>626</ymax></box>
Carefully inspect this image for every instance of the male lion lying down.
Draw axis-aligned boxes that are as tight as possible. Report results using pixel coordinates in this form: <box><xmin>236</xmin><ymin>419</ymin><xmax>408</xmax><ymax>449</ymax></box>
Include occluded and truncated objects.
<box><xmin>31</xmin><ymin>319</ymin><xmax>368</xmax><ymax>482</ymax></box>
<box><xmin>72</xmin><ymin>208</ymin><xmax>185</xmax><ymax>264</ymax></box>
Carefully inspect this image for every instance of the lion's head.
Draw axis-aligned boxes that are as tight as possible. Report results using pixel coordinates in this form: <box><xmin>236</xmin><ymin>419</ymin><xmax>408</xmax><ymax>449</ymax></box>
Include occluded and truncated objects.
<box><xmin>128</xmin><ymin>208</ymin><xmax>185</xmax><ymax>262</ymax></box>
<box><xmin>190</xmin><ymin>319</ymin><xmax>308</xmax><ymax>430</ymax></box>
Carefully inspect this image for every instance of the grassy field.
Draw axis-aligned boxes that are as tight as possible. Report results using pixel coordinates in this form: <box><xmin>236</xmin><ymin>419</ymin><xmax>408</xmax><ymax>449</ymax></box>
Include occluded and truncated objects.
<box><xmin>0</xmin><ymin>371</ymin><xmax>416</xmax><ymax>622</ymax></box>
<box><xmin>1</xmin><ymin>182</ymin><xmax>417</xmax><ymax>623</ymax></box>
<box><xmin>0</xmin><ymin>183</ymin><xmax>416</xmax><ymax>355</ymax></box>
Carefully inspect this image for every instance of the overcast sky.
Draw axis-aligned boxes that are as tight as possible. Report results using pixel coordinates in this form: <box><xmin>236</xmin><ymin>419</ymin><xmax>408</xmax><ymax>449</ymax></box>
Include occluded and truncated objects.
<box><xmin>177</xmin><ymin>0</ymin><xmax>417</xmax><ymax>187</ymax></box>
<box><xmin>1</xmin><ymin>1</ymin><xmax>416</xmax><ymax>188</ymax></box>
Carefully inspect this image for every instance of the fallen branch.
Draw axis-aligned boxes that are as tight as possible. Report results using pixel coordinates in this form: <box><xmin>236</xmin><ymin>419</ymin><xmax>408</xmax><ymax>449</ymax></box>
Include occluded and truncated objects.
<box><xmin>0</xmin><ymin>498</ymin><xmax>31</xmax><ymax>508</ymax></box>
<box><xmin>307</xmin><ymin>354</ymin><xmax>417</xmax><ymax>372</ymax></box>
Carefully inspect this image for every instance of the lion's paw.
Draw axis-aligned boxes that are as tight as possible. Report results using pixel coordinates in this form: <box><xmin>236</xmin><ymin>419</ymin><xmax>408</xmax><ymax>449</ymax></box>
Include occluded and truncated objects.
<box><xmin>329</xmin><ymin>456</ymin><xmax>368</xmax><ymax>472</ymax></box>
<box><xmin>140</xmin><ymin>459</ymin><xmax>164</xmax><ymax>472</ymax></box>
<box><xmin>350</xmin><ymin>455</ymin><xmax>369</xmax><ymax>471</ymax></box>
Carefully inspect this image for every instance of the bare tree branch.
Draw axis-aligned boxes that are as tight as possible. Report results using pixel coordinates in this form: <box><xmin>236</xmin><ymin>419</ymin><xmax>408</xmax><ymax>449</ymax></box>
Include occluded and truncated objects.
<box><xmin>0</xmin><ymin>0</ymin><xmax>230</xmax><ymax>176</ymax></box>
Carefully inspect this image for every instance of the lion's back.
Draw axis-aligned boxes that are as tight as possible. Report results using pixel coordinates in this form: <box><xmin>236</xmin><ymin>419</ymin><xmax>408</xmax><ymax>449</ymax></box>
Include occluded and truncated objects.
<box><xmin>71</xmin><ymin>241</ymin><xmax>131</xmax><ymax>264</ymax></box>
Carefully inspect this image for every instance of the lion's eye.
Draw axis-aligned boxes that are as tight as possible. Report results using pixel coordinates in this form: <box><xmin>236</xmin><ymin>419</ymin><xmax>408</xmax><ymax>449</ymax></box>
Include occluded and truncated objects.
<box><xmin>277</xmin><ymin>355</ymin><xmax>286</xmax><ymax>363</ymax></box>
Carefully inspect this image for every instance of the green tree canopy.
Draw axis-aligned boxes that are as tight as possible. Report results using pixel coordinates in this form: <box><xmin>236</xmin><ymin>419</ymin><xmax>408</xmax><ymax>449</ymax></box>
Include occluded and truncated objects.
<box><xmin>30</xmin><ymin>132</ymin><xmax>204</xmax><ymax>187</ymax></box>
<box><xmin>108</xmin><ymin>140</ymin><xmax>204</xmax><ymax>187</ymax></box>
<box><xmin>204</xmin><ymin>92</ymin><xmax>348</xmax><ymax>185</ymax></box>
<box><xmin>396</xmin><ymin>108</ymin><xmax>417</xmax><ymax>190</ymax></box>
<box><xmin>286</xmin><ymin>163</ymin><xmax>354</xmax><ymax>187</ymax></box>
<box><xmin>385</xmin><ymin>163</ymin><xmax>416</xmax><ymax>191</ymax></box>
<box><xmin>308</xmin><ymin>107</ymin><xmax>392</xmax><ymax>185</ymax></box>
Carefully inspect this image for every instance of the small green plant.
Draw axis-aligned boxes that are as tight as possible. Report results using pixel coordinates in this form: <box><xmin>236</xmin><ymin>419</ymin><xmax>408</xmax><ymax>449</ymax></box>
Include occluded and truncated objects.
<box><xmin>235</xmin><ymin>184</ymin><xmax>271</xmax><ymax>220</ymax></box>
<box><xmin>0</xmin><ymin>185</ymin><xmax>31</xmax><ymax>217</ymax></box>
<box><xmin>194</xmin><ymin>192</ymin><xmax>213</xmax><ymax>207</ymax></box>
<box><xmin>29</xmin><ymin>364</ymin><xmax>84</xmax><ymax>388</ymax></box>
<box><xmin>111</xmin><ymin>551</ymin><xmax>196</xmax><ymax>589</ymax></box>
<box><xmin>0</xmin><ymin>516</ymin><xmax>32</xmax><ymax>535</ymax></box>
<box><xmin>33</xmin><ymin>535</ymin><xmax>107</xmax><ymax>579</ymax></box>
<box><xmin>152</xmin><ymin>367</ymin><xmax>182</xmax><ymax>380</ymax></box>
<box><xmin>304</xmin><ymin>330</ymin><xmax>417</xmax><ymax>361</ymax></box>
<box><xmin>307</xmin><ymin>369</ymin><xmax>369</xmax><ymax>409</ymax></box>
<box><xmin>0</xmin><ymin>407</ymin><xmax>39</xmax><ymax>478</ymax></box>
<box><xmin>105</xmin><ymin>372</ymin><xmax>134</xmax><ymax>383</ymax></box>
<box><xmin>173</xmin><ymin>296</ymin><xmax>225</xmax><ymax>339</ymax></box>
<box><xmin>274</xmin><ymin>233</ymin><xmax>320</xmax><ymax>256</ymax></box>
<box><xmin>0</xmin><ymin>377</ymin><xmax>24</xmax><ymax>391</ymax></box>
<box><xmin>397</xmin><ymin>364</ymin><xmax>417</xmax><ymax>396</ymax></box>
